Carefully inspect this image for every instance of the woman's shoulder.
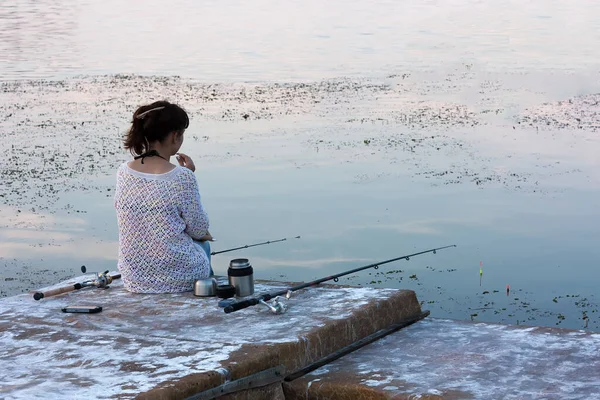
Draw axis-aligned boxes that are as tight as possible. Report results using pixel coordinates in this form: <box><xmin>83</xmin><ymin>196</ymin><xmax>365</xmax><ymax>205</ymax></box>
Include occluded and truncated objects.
<box><xmin>174</xmin><ymin>166</ymin><xmax>198</xmax><ymax>181</ymax></box>
<box><xmin>116</xmin><ymin>162</ymin><xmax>192</xmax><ymax>181</ymax></box>
<box><xmin>156</xmin><ymin>165</ymin><xmax>199</xmax><ymax>189</ymax></box>
<box><xmin>116</xmin><ymin>161</ymin><xmax>128</xmax><ymax>176</ymax></box>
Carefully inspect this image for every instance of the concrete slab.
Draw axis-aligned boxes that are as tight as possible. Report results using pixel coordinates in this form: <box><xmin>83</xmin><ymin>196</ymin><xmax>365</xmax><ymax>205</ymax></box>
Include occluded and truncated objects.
<box><xmin>0</xmin><ymin>273</ymin><xmax>422</xmax><ymax>399</ymax></box>
<box><xmin>283</xmin><ymin>318</ymin><xmax>600</xmax><ymax>400</ymax></box>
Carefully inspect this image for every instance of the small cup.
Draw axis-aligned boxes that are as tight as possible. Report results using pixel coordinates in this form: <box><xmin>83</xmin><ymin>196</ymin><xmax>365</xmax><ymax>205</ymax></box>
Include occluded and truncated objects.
<box><xmin>194</xmin><ymin>278</ymin><xmax>217</xmax><ymax>297</ymax></box>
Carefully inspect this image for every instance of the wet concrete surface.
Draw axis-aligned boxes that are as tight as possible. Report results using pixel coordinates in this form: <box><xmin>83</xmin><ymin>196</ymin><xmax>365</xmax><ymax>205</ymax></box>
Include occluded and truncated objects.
<box><xmin>0</xmin><ymin>274</ymin><xmax>422</xmax><ymax>399</ymax></box>
<box><xmin>283</xmin><ymin>318</ymin><xmax>600</xmax><ymax>400</ymax></box>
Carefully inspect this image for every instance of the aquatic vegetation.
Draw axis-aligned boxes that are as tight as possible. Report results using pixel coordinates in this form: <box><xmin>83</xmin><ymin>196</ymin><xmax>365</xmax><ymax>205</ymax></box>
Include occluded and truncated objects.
<box><xmin>1</xmin><ymin>72</ymin><xmax>599</xmax><ymax>333</ymax></box>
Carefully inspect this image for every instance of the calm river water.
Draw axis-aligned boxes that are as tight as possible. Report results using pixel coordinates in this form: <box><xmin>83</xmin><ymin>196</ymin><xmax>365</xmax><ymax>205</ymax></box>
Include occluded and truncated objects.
<box><xmin>1</xmin><ymin>0</ymin><xmax>599</xmax><ymax>331</ymax></box>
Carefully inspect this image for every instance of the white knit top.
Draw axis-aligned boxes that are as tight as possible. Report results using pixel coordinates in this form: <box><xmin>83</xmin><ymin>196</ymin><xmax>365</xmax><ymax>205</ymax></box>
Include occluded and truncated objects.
<box><xmin>114</xmin><ymin>162</ymin><xmax>211</xmax><ymax>293</ymax></box>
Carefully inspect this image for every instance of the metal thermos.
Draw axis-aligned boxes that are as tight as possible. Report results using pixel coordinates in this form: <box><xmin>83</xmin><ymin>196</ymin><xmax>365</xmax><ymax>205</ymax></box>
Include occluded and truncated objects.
<box><xmin>228</xmin><ymin>258</ymin><xmax>254</xmax><ymax>297</ymax></box>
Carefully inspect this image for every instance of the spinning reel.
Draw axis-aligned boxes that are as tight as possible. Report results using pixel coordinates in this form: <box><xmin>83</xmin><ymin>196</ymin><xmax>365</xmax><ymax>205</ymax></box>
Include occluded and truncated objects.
<box><xmin>258</xmin><ymin>290</ymin><xmax>293</xmax><ymax>315</ymax></box>
<box><xmin>80</xmin><ymin>266</ymin><xmax>115</xmax><ymax>289</ymax></box>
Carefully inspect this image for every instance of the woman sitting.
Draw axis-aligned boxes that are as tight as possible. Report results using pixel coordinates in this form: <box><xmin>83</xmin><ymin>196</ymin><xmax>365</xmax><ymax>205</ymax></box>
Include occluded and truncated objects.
<box><xmin>114</xmin><ymin>100</ymin><xmax>213</xmax><ymax>293</ymax></box>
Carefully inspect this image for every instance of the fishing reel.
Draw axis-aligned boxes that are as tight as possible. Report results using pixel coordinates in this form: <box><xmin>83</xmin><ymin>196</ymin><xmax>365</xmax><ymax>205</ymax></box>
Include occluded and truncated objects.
<box><xmin>259</xmin><ymin>290</ymin><xmax>292</xmax><ymax>315</ymax></box>
<box><xmin>80</xmin><ymin>266</ymin><xmax>114</xmax><ymax>289</ymax></box>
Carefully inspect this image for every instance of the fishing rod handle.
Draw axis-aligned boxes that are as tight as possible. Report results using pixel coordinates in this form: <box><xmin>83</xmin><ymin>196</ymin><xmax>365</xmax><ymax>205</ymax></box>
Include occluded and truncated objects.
<box><xmin>223</xmin><ymin>297</ymin><xmax>261</xmax><ymax>313</ymax></box>
<box><xmin>33</xmin><ymin>283</ymin><xmax>82</xmax><ymax>301</ymax></box>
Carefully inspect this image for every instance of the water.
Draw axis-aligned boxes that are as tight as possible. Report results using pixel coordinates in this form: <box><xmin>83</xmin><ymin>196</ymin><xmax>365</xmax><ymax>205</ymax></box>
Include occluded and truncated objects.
<box><xmin>1</xmin><ymin>0</ymin><xmax>600</xmax><ymax>332</ymax></box>
<box><xmin>2</xmin><ymin>0</ymin><xmax>600</xmax><ymax>81</ymax></box>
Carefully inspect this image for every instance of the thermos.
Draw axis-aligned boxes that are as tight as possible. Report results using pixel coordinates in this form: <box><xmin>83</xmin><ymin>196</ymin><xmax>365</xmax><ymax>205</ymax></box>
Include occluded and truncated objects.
<box><xmin>228</xmin><ymin>258</ymin><xmax>254</xmax><ymax>297</ymax></box>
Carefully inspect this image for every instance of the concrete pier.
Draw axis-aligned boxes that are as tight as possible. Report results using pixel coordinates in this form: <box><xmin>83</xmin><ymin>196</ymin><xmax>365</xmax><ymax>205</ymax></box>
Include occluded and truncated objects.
<box><xmin>0</xmin><ymin>274</ymin><xmax>422</xmax><ymax>399</ymax></box>
<box><xmin>1</xmin><ymin>274</ymin><xmax>599</xmax><ymax>399</ymax></box>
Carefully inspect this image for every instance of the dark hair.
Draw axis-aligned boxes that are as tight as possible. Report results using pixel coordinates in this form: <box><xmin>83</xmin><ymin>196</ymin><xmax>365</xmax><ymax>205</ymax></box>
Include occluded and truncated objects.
<box><xmin>123</xmin><ymin>100</ymin><xmax>190</xmax><ymax>156</ymax></box>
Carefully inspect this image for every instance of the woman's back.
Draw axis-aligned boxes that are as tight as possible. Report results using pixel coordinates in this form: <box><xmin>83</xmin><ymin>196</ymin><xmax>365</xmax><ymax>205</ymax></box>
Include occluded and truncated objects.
<box><xmin>114</xmin><ymin>162</ymin><xmax>211</xmax><ymax>293</ymax></box>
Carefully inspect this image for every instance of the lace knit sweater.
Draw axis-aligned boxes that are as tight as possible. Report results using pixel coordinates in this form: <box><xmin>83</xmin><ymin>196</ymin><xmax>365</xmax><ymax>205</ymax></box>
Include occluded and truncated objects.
<box><xmin>114</xmin><ymin>162</ymin><xmax>211</xmax><ymax>293</ymax></box>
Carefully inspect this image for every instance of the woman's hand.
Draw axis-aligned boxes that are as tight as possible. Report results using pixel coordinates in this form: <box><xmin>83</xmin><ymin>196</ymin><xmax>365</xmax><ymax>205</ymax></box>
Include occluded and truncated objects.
<box><xmin>199</xmin><ymin>233</ymin><xmax>214</xmax><ymax>242</ymax></box>
<box><xmin>176</xmin><ymin>152</ymin><xmax>196</xmax><ymax>172</ymax></box>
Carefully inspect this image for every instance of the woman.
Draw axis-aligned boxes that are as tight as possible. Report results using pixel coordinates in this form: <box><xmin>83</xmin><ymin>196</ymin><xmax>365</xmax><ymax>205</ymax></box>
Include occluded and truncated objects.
<box><xmin>114</xmin><ymin>100</ymin><xmax>214</xmax><ymax>293</ymax></box>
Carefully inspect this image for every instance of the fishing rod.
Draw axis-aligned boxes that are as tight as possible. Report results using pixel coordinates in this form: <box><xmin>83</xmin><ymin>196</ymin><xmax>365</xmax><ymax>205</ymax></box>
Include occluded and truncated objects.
<box><xmin>211</xmin><ymin>236</ymin><xmax>301</xmax><ymax>256</ymax></box>
<box><xmin>33</xmin><ymin>266</ymin><xmax>120</xmax><ymax>300</ymax></box>
<box><xmin>223</xmin><ymin>244</ymin><xmax>457</xmax><ymax>314</ymax></box>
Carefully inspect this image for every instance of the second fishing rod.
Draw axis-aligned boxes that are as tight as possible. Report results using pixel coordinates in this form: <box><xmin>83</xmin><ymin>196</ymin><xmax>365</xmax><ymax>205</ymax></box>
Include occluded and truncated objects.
<box><xmin>223</xmin><ymin>244</ymin><xmax>457</xmax><ymax>314</ymax></box>
<box><xmin>211</xmin><ymin>236</ymin><xmax>301</xmax><ymax>256</ymax></box>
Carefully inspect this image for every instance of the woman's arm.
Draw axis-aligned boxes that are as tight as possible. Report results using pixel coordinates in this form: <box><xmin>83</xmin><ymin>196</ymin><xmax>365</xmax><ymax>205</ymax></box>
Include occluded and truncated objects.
<box><xmin>178</xmin><ymin>170</ymin><xmax>210</xmax><ymax>240</ymax></box>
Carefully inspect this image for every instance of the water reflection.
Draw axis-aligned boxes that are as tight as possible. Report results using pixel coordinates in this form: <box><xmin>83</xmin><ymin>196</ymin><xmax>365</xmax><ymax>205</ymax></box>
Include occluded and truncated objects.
<box><xmin>1</xmin><ymin>0</ymin><xmax>600</xmax><ymax>81</ymax></box>
<box><xmin>0</xmin><ymin>0</ymin><xmax>81</xmax><ymax>78</ymax></box>
<box><xmin>1</xmin><ymin>0</ymin><xmax>599</xmax><ymax>332</ymax></box>
<box><xmin>0</xmin><ymin>205</ymin><xmax>117</xmax><ymax>261</ymax></box>
<box><xmin>0</xmin><ymin>148</ymin><xmax>599</xmax><ymax>330</ymax></box>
